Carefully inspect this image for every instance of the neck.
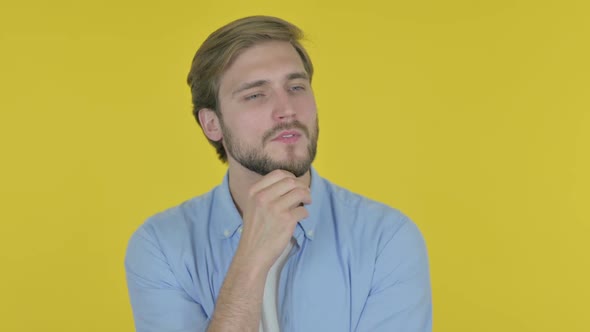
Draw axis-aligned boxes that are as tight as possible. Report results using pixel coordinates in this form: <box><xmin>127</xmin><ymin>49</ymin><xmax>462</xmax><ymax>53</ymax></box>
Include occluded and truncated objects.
<box><xmin>227</xmin><ymin>160</ymin><xmax>311</xmax><ymax>217</ymax></box>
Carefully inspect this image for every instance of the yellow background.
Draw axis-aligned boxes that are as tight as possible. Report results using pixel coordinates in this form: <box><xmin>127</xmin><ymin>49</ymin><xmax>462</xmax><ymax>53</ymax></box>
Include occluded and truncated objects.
<box><xmin>1</xmin><ymin>0</ymin><xmax>588</xmax><ymax>331</ymax></box>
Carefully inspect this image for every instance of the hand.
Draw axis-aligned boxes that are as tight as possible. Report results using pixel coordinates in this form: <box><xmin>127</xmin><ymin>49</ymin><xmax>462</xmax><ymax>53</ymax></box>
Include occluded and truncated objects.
<box><xmin>234</xmin><ymin>169</ymin><xmax>311</xmax><ymax>272</ymax></box>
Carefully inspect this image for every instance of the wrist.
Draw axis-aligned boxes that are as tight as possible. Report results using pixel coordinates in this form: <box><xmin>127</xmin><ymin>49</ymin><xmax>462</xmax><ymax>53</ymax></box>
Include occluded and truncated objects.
<box><xmin>228</xmin><ymin>250</ymin><xmax>270</xmax><ymax>285</ymax></box>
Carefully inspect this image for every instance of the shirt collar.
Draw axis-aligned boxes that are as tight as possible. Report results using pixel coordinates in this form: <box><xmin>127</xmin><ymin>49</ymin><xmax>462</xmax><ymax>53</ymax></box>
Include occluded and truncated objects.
<box><xmin>211</xmin><ymin>172</ymin><xmax>243</xmax><ymax>239</ymax></box>
<box><xmin>211</xmin><ymin>166</ymin><xmax>325</xmax><ymax>242</ymax></box>
<box><xmin>298</xmin><ymin>166</ymin><xmax>324</xmax><ymax>241</ymax></box>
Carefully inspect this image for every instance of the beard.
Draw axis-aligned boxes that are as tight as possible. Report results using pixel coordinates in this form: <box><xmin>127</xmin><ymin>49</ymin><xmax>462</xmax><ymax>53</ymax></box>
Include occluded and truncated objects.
<box><xmin>220</xmin><ymin>118</ymin><xmax>318</xmax><ymax>177</ymax></box>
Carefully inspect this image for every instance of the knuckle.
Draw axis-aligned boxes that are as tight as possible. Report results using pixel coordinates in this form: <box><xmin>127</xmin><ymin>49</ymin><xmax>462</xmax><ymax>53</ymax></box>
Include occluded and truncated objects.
<box><xmin>270</xmin><ymin>204</ymin><xmax>282</xmax><ymax>216</ymax></box>
<box><xmin>254</xmin><ymin>192</ymin><xmax>268</xmax><ymax>205</ymax></box>
<box><xmin>295</xmin><ymin>187</ymin><xmax>308</xmax><ymax>197</ymax></box>
<box><xmin>272</xmin><ymin>169</ymin><xmax>289</xmax><ymax>178</ymax></box>
<box><xmin>292</xmin><ymin>207</ymin><xmax>308</xmax><ymax>220</ymax></box>
<box><xmin>278</xmin><ymin>169</ymin><xmax>295</xmax><ymax>178</ymax></box>
<box><xmin>247</xmin><ymin>187</ymin><xmax>258</xmax><ymax>197</ymax></box>
<box><xmin>283</xmin><ymin>177</ymin><xmax>296</xmax><ymax>186</ymax></box>
<box><xmin>281</xmin><ymin>211</ymin><xmax>293</xmax><ymax>222</ymax></box>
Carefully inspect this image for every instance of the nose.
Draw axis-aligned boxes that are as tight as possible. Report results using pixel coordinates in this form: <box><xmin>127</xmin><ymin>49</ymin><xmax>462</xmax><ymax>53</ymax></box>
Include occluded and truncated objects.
<box><xmin>271</xmin><ymin>89</ymin><xmax>296</xmax><ymax>122</ymax></box>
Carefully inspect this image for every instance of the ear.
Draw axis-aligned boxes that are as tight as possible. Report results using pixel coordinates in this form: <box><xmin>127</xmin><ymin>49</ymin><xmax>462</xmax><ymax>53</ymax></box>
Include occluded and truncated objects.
<box><xmin>198</xmin><ymin>108</ymin><xmax>223</xmax><ymax>142</ymax></box>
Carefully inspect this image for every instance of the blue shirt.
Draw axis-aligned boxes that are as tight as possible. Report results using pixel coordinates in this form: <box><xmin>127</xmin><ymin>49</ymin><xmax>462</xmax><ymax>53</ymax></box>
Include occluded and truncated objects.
<box><xmin>125</xmin><ymin>168</ymin><xmax>432</xmax><ymax>332</ymax></box>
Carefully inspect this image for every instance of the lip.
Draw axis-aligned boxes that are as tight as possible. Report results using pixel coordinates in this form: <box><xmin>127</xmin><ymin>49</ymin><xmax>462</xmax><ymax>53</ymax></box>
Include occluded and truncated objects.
<box><xmin>272</xmin><ymin>130</ymin><xmax>302</xmax><ymax>141</ymax></box>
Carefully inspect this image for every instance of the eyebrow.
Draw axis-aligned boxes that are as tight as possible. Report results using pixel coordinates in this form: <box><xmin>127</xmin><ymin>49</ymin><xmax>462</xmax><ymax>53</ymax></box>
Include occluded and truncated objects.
<box><xmin>232</xmin><ymin>80</ymin><xmax>269</xmax><ymax>97</ymax></box>
<box><xmin>286</xmin><ymin>71</ymin><xmax>309</xmax><ymax>81</ymax></box>
<box><xmin>231</xmin><ymin>72</ymin><xmax>309</xmax><ymax>97</ymax></box>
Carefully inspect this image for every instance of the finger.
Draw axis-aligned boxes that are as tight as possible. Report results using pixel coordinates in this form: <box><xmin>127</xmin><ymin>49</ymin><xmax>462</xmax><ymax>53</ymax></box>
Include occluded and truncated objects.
<box><xmin>258</xmin><ymin>176</ymin><xmax>309</xmax><ymax>202</ymax></box>
<box><xmin>274</xmin><ymin>187</ymin><xmax>312</xmax><ymax>211</ymax></box>
<box><xmin>249</xmin><ymin>169</ymin><xmax>295</xmax><ymax>195</ymax></box>
<box><xmin>289</xmin><ymin>206</ymin><xmax>309</xmax><ymax>222</ymax></box>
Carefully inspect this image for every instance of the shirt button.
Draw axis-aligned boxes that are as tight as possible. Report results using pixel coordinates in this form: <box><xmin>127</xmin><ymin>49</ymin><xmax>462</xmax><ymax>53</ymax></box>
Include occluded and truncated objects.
<box><xmin>238</xmin><ymin>227</ymin><xmax>243</xmax><ymax>234</ymax></box>
<box><xmin>308</xmin><ymin>230</ymin><xmax>314</xmax><ymax>237</ymax></box>
<box><xmin>223</xmin><ymin>230</ymin><xmax>230</xmax><ymax>237</ymax></box>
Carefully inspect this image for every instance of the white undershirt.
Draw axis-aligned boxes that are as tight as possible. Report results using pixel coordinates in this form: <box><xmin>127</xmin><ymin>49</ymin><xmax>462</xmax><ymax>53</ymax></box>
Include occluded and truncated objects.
<box><xmin>259</xmin><ymin>237</ymin><xmax>295</xmax><ymax>332</ymax></box>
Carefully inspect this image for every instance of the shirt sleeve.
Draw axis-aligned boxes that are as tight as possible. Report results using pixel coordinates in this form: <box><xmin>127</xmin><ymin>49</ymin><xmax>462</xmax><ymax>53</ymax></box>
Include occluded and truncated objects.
<box><xmin>125</xmin><ymin>225</ymin><xmax>210</xmax><ymax>332</ymax></box>
<box><xmin>355</xmin><ymin>219</ymin><xmax>433</xmax><ymax>332</ymax></box>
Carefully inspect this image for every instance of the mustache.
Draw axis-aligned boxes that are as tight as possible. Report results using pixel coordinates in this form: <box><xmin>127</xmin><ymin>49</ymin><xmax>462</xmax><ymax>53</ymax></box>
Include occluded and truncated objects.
<box><xmin>262</xmin><ymin>120</ymin><xmax>309</xmax><ymax>144</ymax></box>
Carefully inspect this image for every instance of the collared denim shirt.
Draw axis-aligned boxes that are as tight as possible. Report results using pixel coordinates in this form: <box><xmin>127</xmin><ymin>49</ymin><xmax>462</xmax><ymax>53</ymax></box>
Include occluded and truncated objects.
<box><xmin>125</xmin><ymin>168</ymin><xmax>432</xmax><ymax>332</ymax></box>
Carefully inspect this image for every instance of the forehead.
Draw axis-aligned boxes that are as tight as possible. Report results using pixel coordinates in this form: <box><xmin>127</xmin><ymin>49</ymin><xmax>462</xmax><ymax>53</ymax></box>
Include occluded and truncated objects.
<box><xmin>218</xmin><ymin>41</ymin><xmax>307</xmax><ymax>95</ymax></box>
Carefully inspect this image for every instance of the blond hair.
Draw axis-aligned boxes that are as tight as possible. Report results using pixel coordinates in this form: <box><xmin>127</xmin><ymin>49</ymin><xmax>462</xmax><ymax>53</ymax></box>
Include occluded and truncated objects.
<box><xmin>187</xmin><ymin>16</ymin><xmax>314</xmax><ymax>162</ymax></box>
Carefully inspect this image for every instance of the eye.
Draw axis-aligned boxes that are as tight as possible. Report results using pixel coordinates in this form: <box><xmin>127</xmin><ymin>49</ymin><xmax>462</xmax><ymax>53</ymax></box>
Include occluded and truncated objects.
<box><xmin>245</xmin><ymin>93</ymin><xmax>264</xmax><ymax>101</ymax></box>
<box><xmin>289</xmin><ymin>85</ymin><xmax>306</xmax><ymax>92</ymax></box>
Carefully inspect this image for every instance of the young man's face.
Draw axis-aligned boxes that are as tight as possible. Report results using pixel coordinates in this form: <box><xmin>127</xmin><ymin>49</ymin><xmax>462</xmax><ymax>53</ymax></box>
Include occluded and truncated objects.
<box><xmin>216</xmin><ymin>41</ymin><xmax>318</xmax><ymax>177</ymax></box>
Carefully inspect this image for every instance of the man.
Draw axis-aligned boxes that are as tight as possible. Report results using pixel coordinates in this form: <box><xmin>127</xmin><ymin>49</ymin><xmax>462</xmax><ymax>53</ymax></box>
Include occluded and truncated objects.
<box><xmin>125</xmin><ymin>16</ymin><xmax>432</xmax><ymax>332</ymax></box>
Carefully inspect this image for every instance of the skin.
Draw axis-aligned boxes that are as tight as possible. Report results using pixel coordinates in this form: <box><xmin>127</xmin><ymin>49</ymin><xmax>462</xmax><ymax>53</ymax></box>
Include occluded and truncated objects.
<box><xmin>198</xmin><ymin>40</ymin><xmax>319</xmax><ymax>331</ymax></box>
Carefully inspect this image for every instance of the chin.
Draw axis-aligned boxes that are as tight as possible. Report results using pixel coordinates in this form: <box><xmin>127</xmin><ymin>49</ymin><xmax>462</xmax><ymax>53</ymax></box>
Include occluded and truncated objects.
<box><xmin>274</xmin><ymin>159</ymin><xmax>312</xmax><ymax>176</ymax></box>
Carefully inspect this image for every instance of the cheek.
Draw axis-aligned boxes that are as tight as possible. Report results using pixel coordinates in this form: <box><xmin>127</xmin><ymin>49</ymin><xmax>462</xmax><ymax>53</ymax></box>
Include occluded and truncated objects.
<box><xmin>296</xmin><ymin>96</ymin><xmax>317</xmax><ymax>118</ymax></box>
<box><xmin>225</xmin><ymin>114</ymin><xmax>268</xmax><ymax>141</ymax></box>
